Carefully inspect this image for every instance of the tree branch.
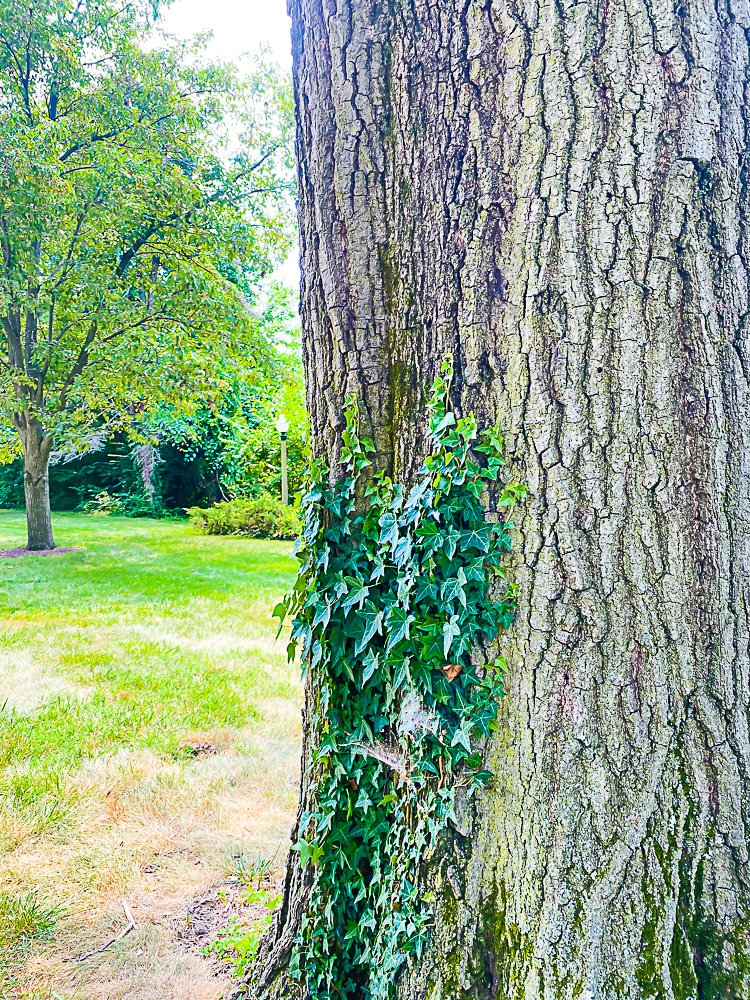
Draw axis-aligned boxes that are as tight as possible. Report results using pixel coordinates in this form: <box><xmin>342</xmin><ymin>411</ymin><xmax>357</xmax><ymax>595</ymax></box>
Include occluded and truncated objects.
<box><xmin>59</xmin><ymin>112</ymin><xmax>176</xmax><ymax>163</ymax></box>
<box><xmin>0</xmin><ymin>36</ymin><xmax>34</xmax><ymax>123</ymax></box>
<box><xmin>59</xmin><ymin>320</ymin><xmax>97</xmax><ymax>409</ymax></box>
<box><xmin>51</xmin><ymin>206</ymin><xmax>93</xmax><ymax>291</ymax></box>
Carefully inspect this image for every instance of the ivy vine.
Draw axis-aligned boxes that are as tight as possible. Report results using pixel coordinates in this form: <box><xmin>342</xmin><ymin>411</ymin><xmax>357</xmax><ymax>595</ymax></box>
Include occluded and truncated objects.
<box><xmin>274</xmin><ymin>362</ymin><xmax>524</xmax><ymax>999</ymax></box>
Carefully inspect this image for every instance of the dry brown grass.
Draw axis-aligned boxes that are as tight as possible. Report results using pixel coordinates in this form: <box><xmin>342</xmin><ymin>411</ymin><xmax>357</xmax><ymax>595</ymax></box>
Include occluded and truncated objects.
<box><xmin>4</xmin><ymin>713</ymin><xmax>301</xmax><ymax>999</ymax></box>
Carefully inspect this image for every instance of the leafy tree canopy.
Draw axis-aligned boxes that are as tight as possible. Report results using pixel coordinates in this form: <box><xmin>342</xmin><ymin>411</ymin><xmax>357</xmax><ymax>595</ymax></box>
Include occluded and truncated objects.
<box><xmin>0</xmin><ymin>0</ymin><xmax>295</xmax><ymax>462</ymax></box>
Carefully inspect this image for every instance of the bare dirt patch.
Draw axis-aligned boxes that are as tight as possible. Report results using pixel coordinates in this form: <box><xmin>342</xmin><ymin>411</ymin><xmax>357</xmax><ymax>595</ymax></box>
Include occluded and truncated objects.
<box><xmin>178</xmin><ymin>740</ymin><xmax>220</xmax><ymax>760</ymax></box>
<box><xmin>0</xmin><ymin>545</ymin><xmax>83</xmax><ymax>558</ymax></box>
<box><xmin>174</xmin><ymin>871</ymin><xmax>283</xmax><ymax>959</ymax></box>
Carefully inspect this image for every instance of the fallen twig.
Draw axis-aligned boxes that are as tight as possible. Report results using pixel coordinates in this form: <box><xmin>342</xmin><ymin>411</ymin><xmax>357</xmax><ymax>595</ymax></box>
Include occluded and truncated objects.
<box><xmin>64</xmin><ymin>899</ymin><xmax>136</xmax><ymax>962</ymax></box>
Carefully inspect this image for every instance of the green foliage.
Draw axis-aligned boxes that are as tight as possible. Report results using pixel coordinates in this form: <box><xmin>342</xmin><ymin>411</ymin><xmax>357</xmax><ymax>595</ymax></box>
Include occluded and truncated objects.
<box><xmin>0</xmin><ymin>459</ymin><xmax>22</xmax><ymax>508</ymax></box>
<box><xmin>206</xmin><ymin>885</ymin><xmax>282</xmax><ymax>979</ymax></box>
<box><xmin>223</xmin><ymin>376</ymin><xmax>309</xmax><ymax>502</ymax></box>
<box><xmin>0</xmin><ymin>437</ymin><xmax>162</xmax><ymax>514</ymax></box>
<box><xmin>224</xmin><ymin>849</ymin><xmax>279</xmax><ymax>889</ymax></box>
<box><xmin>274</xmin><ymin>363</ymin><xmax>524</xmax><ymax>998</ymax></box>
<box><xmin>79</xmin><ymin>488</ymin><xmax>153</xmax><ymax>518</ymax></box>
<box><xmin>160</xmin><ymin>292</ymin><xmax>309</xmax><ymax>504</ymax></box>
<box><xmin>0</xmin><ymin>888</ymin><xmax>60</xmax><ymax>988</ymax></box>
<box><xmin>188</xmin><ymin>495</ymin><xmax>301</xmax><ymax>540</ymax></box>
<box><xmin>0</xmin><ymin>302</ymin><xmax>309</xmax><ymax>516</ymax></box>
<box><xmin>0</xmin><ymin>0</ymin><xmax>293</xmax><ymax>458</ymax></box>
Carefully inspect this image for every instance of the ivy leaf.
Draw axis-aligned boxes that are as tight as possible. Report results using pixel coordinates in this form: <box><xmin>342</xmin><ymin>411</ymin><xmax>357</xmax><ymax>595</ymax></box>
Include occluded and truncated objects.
<box><xmin>464</xmin><ymin>557</ymin><xmax>488</xmax><ymax>583</ymax></box>
<box><xmin>356</xmin><ymin>787</ymin><xmax>374</xmax><ymax>813</ymax></box>
<box><xmin>442</xmin><ymin>528</ymin><xmax>461</xmax><ymax>560</ymax></box>
<box><xmin>385</xmin><ymin>606</ymin><xmax>414</xmax><ymax>653</ymax></box>
<box><xmin>392</xmin><ymin>533</ymin><xmax>413</xmax><ymax>566</ymax></box>
<box><xmin>354</xmin><ymin>602</ymin><xmax>384</xmax><ymax>655</ymax></box>
<box><xmin>420</xmin><ymin>628</ymin><xmax>445</xmax><ymax>662</ymax></box>
<box><xmin>273</xmin><ymin>600</ymin><xmax>288</xmax><ymax>638</ymax></box>
<box><xmin>430</xmin><ymin>410</ymin><xmax>456</xmax><ymax>437</ymax></box>
<box><xmin>370</xmin><ymin>557</ymin><xmax>386</xmax><ymax>583</ymax></box>
<box><xmin>312</xmin><ymin>600</ymin><xmax>332</xmax><ymax>631</ymax></box>
<box><xmin>414</xmin><ymin>577</ymin><xmax>437</xmax><ymax>604</ymax></box>
<box><xmin>482</xmin><ymin>456</ymin><xmax>505</xmax><ymax>479</ymax></box>
<box><xmin>441</xmin><ymin>568</ymin><xmax>467</xmax><ymax>608</ymax></box>
<box><xmin>362</xmin><ymin>648</ymin><xmax>380</xmax><ymax>684</ymax></box>
<box><xmin>292</xmin><ymin>837</ymin><xmax>324</xmax><ymax>869</ymax></box>
<box><xmin>378</xmin><ymin>511</ymin><xmax>399</xmax><ymax>549</ymax></box>
<box><xmin>459</xmin><ymin>525</ymin><xmax>492</xmax><ymax>553</ymax></box>
<box><xmin>310</xmin><ymin>638</ymin><xmax>324</xmax><ymax>669</ymax></box>
<box><xmin>416</xmin><ymin>519</ymin><xmax>442</xmax><ymax>552</ymax></box>
<box><xmin>290</xmin><ymin>619</ymin><xmax>311</xmax><ymax>649</ymax></box>
<box><xmin>472</xmin><ymin>769</ymin><xmax>493</xmax><ymax>788</ymax></box>
<box><xmin>450</xmin><ymin>725</ymin><xmax>472</xmax><ymax>753</ymax></box>
<box><xmin>443</xmin><ymin>614</ymin><xmax>461</xmax><ymax>658</ymax></box>
<box><xmin>397</xmin><ymin>573</ymin><xmax>414</xmax><ymax>603</ymax></box>
<box><xmin>499</xmin><ymin>482</ymin><xmax>527</xmax><ymax>505</ymax></box>
<box><xmin>342</xmin><ymin>578</ymin><xmax>370</xmax><ymax>615</ymax></box>
<box><xmin>392</xmin><ymin>657</ymin><xmax>410</xmax><ymax>691</ymax></box>
<box><xmin>477</xmin><ymin>425</ymin><xmax>505</xmax><ymax>455</ymax></box>
<box><xmin>406</xmin><ymin>478</ymin><xmax>431</xmax><ymax>514</ymax></box>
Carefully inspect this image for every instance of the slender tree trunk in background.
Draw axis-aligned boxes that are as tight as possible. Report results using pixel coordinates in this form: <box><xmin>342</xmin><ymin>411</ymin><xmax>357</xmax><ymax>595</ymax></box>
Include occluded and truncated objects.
<box><xmin>253</xmin><ymin>0</ymin><xmax>750</xmax><ymax>995</ymax></box>
<box><xmin>14</xmin><ymin>411</ymin><xmax>55</xmax><ymax>551</ymax></box>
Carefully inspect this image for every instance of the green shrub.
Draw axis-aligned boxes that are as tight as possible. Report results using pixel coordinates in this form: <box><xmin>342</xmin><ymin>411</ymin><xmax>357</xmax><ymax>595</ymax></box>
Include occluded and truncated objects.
<box><xmin>78</xmin><ymin>491</ymin><xmax>127</xmax><ymax>516</ymax></box>
<box><xmin>188</xmin><ymin>495</ymin><xmax>301</xmax><ymax>540</ymax></box>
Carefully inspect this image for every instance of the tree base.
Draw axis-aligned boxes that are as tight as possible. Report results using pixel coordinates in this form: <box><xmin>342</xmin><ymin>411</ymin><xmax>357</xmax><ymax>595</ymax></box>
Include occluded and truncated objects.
<box><xmin>0</xmin><ymin>546</ymin><xmax>80</xmax><ymax>559</ymax></box>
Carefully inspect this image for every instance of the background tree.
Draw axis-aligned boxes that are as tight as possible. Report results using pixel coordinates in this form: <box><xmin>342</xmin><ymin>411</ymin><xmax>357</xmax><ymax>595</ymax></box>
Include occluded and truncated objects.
<box><xmin>0</xmin><ymin>0</ymin><xmax>293</xmax><ymax>549</ymax></box>
<box><xmin>0</xmin><ymin>284</ymin><xmax>308</xmax><ymax>516</ymax></box>
<box><xmin>251</xmin><ymin>0</ymin><xmax>750</xmax><ymax>997</ymax></box>
<box><xmin>161</xmin><ymin>283</ymin><xmax>309</xmax><ymax>507</ymax></box>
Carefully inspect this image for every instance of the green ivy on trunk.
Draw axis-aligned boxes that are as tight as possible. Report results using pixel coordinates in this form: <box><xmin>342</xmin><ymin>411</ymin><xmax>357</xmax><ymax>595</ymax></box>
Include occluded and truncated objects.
<box><xmin>275</xmin><ymin>362</ymin><xmax>524</xmax><ymax>999</ymax></box>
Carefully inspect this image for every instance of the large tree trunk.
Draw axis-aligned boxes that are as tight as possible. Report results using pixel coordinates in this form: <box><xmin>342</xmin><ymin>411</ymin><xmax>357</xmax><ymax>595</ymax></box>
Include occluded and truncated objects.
<box><xmin>14</xmin><ymin>411</ymin><xmax>55</xmax><ymax>551</ymax></box>
<box><xmin>252</xmin><ymin>0</ymin><xmax>750</xmax><ymax>995</ymax></box>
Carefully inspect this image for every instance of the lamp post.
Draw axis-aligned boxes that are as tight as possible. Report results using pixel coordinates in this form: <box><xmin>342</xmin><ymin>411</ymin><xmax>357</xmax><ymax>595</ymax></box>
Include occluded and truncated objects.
<box><xmin>275</xmin><ymin>414</ymin><xmax>290</xmax><ymax>505</ymax></box>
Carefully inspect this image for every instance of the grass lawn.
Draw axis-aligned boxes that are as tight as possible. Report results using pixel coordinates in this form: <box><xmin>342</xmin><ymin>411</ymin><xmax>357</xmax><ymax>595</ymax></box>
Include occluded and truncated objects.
<box><xmin>0</xmin><ymin>511</ymin><xmax>301</xmax><ymax>1000</ymax></box>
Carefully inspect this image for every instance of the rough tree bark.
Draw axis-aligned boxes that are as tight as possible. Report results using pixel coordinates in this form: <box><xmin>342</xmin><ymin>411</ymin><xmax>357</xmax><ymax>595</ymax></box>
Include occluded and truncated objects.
<box><xmin>14</xmin><ymin>410</ymin><xmax>55</xmax><ymax>551</ymax></box>
<box><xmin>252</xmin><ymin>0</ymin><xmax>750</xmax><ymax>995</ymax></box>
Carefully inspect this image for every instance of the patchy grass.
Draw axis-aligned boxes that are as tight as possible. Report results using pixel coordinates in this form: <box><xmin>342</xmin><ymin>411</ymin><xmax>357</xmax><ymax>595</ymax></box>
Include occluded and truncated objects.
<box><xmin>0</xmin><ymin>890</ymin><xmax>61</xmax><ymax>970</ymax></box>
<box><xmin>0</xmin><ymin>511</ymin><xmax>301</xmax><ymax>999</ymax></box>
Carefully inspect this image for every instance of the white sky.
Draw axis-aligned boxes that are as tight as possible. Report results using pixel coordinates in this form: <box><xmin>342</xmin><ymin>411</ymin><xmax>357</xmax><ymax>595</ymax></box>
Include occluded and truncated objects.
<box><xmin>160</xmin><ymin>0</ymin><xmax>293</xmax><ymax>69</ymax></box>
<box><xmin>159</xmin><ymin>0</ymin><xmax>299</xmax><ymax>291</ymax></box>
